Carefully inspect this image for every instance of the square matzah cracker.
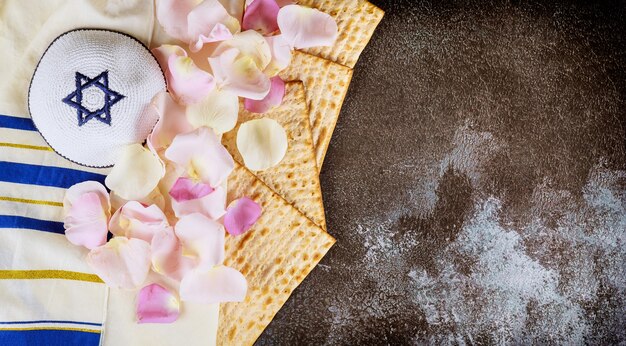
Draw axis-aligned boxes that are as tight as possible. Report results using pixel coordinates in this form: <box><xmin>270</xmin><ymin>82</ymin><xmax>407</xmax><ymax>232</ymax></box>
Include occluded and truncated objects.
<box><xmin>219</xmin><ymin>163</ymin><xmax>335</xmax><ymax>345</ymax></box>
<box><xmin>223</xmin><ymin>81</ymin><xmax>327</xmax><ymax>230</ymax></box>
<box><xmin>280</xmin><ymin>51</ymin><xmax>353</xmax><ymax>169</ymax></box>
<box><xmin>296</xmin><ymin>0</ymin><xmax>384</xmax><ymax>68</ymax></box>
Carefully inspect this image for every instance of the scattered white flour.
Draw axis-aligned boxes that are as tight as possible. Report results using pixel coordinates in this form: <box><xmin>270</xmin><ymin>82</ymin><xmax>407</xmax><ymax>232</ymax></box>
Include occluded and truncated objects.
<box><xmin>327</xmin><ymin>123</ymin><xmax>625</xmax><ymax>344</ymax></box>
<box><xmin>439</xmin><ymin>120</ymin><xmax>505</xmax><ymax>187</ymax></box>
<box><xmin>408</xmin><ymin>198</ymin><xmax>588</xmax><ymax>344</ymax></box>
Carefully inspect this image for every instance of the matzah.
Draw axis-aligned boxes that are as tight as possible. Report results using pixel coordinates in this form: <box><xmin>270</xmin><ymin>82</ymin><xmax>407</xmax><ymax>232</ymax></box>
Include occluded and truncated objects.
<box><xmin>219</xmin><ymin>163</ymin><xmax>335</xmax><ymax>345</ymax></box>
<box><xmin>223</xmin><ymin>82</ymin><xmax>327</xmax><ymax>230</ymax></box>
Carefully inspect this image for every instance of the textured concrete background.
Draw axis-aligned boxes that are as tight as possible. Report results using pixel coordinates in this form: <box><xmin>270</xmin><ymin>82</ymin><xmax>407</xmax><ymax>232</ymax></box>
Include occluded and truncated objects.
<box><xmin>257</xmin><ymin>1</ymin><xmax>626</xmax><ymax>344</ymax></box>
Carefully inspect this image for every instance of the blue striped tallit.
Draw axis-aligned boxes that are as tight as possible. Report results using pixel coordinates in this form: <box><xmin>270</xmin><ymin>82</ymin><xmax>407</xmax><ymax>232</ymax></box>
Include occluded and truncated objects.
<box><xmin>0</xmin><ymin>114</ymin><xmax>109</xmax><ymax>346</ymax></box>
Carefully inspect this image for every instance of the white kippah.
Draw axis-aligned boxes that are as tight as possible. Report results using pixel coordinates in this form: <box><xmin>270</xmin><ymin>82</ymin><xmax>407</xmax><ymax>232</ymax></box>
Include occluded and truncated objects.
<box><xmin>29</xmin><ymin>29</ymin><xmax>166</xmax><ymax>167</ymax></box>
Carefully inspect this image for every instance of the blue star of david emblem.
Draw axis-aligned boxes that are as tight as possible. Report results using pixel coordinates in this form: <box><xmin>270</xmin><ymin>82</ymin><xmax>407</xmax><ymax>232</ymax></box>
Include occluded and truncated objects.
<box><xmin>62</xmin><ymin>71</ymin><xmax>125</xmax><ymax>126</ymax></box>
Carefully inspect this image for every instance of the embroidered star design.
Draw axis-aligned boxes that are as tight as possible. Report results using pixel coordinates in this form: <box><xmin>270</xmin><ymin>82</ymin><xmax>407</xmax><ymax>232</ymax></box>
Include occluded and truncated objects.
<box><xmin>62</xmin><ymin>71</ymin><xmax>125</xmax><ymax>126</ymax></box>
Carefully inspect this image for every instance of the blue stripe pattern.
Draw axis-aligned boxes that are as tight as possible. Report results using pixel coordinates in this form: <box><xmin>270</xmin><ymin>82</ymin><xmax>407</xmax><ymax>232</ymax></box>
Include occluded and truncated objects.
<box><xmin>0</xmin><ymin>329</ymin><xmax>100</xmax><ymax>346</ymax></box>
<box><xmin>0</xmin><ymin>215</ymin><xmax>64</xmax><ymax>235</ymax></box>
<box><xmin>0</xmin><ymin>161</ymin><xmax>106</xmax><ymax>189</ymax></box>
<box><xmin>0</xmin><ymin>321</ymin><xmax>101</xmax><ymax>327</ymax></box>
<box><xmin>0</xmin><ymin>114</ymin><xmax>104</xmax><ymax>344</ymax></box>
<box><xmin>0</xmin><ymin>115</ymin><xmax>37</xmax><ymax>132</ymax></box>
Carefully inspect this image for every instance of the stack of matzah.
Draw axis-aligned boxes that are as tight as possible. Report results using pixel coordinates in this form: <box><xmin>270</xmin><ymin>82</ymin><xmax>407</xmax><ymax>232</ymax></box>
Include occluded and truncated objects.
<box><xmin>219</xmin><ymin>1</ymin><xmax>384</xmax><ymax>344</ymax></box>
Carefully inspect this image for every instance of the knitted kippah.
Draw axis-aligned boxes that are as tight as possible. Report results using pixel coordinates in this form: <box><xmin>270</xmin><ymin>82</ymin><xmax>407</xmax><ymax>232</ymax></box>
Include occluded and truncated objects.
<box><xmin>28</xmin><ymin>29</ymin><xmax>166</xmax><ymax>168</ymax></box>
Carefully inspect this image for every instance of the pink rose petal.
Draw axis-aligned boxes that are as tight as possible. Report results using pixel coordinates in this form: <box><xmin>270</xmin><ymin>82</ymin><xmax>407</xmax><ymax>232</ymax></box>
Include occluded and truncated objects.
<box><xmin>244</xmin><ymin>76</ymin><xmax>285</xmax><ymax>113</ymax></box>
<box><xmin>191</xmin><ymin>23</ymin><xmax>234</xmax><ymax>52</ymax></box>
<box><xmin>221</xmin><ymin>0</ymin><xmax>246</xmax><ymax>21</ymax></box>
<box><xmin>151</xmin><ymin>227</ymin><xmax>182</xmax><ymax>280</ymax></box>
<box><xmin>264</xmin><ymin>34</ymin><xmax>292</xmax><ymax>75</ymax></box>
<box><xmin>224</xmin><ymin>197</ymin><xmax>262</xmax><ymax>236</ymax></box>
<box><xmin>243</xmin><ymin>0</ymin><xmax>280</xmax><ymax>35</ymax></box>
<box><xmin>249</xmin><ymin>0</ymin><xmax>293</xmax><ymax>6</ymax></box>
<box><xmin>152</xmin><ymin>45</ymin><xmax>187</xmax><ymax>75</ymax></box>
<box><xmin>153</xmin><ymin>45</ymin><xmax>216</xmax><ymax>105</ymax></box>
<box><xmin>180</xmin><ymin>266</ymin><xmax>247</xmax><ymax>304</ymax></box>
<box><xmin>64</xmin><ymin>181</ymin><xmax>111</xmax><ymax>213</ymax></box>
<box><xmin>109</xmin><ymin>187</ymin><xmax>167</xmax><ymax>213</ymax></box>
<box><xmin>63</xmin><ymin>182</ymin><xmax>111</xmax><ymax>250</ymax></box>
<box><xmin>171</xmin><ymin>186</ymin><xmax>227</xmax><ymax>220</ymax></box>
<box><xmin>156</xmin><ymin>0</ymin><xmax>197</xmax><ymax>42</ymax></box>
<box><xmin>187</xmin><ymin>0</ymin><xmax>240</xmax><ymax>52</ymax></box>
<box><xmin>175</xmin><ymin>213</ymin><xmax>225</xmax><ymax>270</ymax></box>
<box><xmin>169</xmin><ymin>177</ymin><xmax>214</xmax><ymax>203</ymax></box>
<box><xmin>151</xmin><ymin>227</ymin><xmax>196</xmax><ymax>281</ymax></box>
<box><xmin>167</xmin><ymin>54</ymin><xmax>215</xmax><ymax>105</ymax></box>
<box><xmin>208</xmin><ymin>45</ymin><xmax>272</xmax><ymax>100</ymax></box>
<box><xmin>87</xmin><ymin>237</ymin><xmax>151</xmax><ymax>289</ymax></box>
<box><xmin>147</xmin><ymin>92</ymin><xmax>194</xmax><ymax>152</ymax></box>
<box><xmin>165</xmin><ymin>127</ymin><xmax>235</xmax><ymax>188</ymax></box>
<box><xmin>64</xmin><ymin>192</ymin><xmax>109</xmax><ymax>250</ymax></box>
<box><xmin>277</xmin><ymin>5</ymin><xmax>338</xmax><ymax>49</ymax></box>
<box><xmin>212</xmin><ymin>30</ymin><xmax>272</xmax><ymax>69</ymax></box>
<box><xmin>109</xmin><ymin>201</ymin><xmax>169</xmax><ymax>243</ymax></box>
<box><xmin>137</xmin><ymin>283</ymin><xmax>180</xmax><ymax>324</ymax></box>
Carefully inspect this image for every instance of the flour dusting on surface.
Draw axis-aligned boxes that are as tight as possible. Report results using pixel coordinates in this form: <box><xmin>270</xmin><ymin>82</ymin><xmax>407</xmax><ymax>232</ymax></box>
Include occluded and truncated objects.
<box><xmin>408</xmin><ymin>197</ymin><xmax>588</xmax><ymax>344</ymax></box>
<box><xmin>321</xmin><ymin>124</ymin><xmax>625</xmax><ymax>345</ymax></box>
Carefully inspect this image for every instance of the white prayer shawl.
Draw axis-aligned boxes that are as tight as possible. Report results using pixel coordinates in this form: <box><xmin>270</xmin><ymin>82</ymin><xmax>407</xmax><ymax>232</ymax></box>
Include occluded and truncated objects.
<box><xmin>0</xmin><ymin>1</ymin><xmax>224</xmax><ymax>344</ymax></box>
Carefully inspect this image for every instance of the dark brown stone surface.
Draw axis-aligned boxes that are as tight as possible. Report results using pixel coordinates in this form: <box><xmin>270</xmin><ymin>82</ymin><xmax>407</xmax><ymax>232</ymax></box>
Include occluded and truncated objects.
<box><xmin>257</xmin><ymin>1</ymin><xmax>626</xmax><ymax>344</ymax></box>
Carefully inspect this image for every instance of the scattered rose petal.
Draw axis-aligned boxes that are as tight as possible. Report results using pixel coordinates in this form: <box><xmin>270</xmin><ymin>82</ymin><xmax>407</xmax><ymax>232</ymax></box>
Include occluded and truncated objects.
<box><xmin>157</xmin><ymin>162</ymin><xmax>188</xmax><ymax>225</ymax></box>
<box><xmin>264</xmin><ymin>34</ymin><xmax>292</xmax><ymax>76</ymax></box>
<box><xmin>175</xmin><ymin>213</ymin><xmax>226</xmax><ymax>270</ymax></box>
<box><xmin>248</xmin><ymin>0</ymin><xmax>293</xmax><ymax>6</ymax></box>
<box><xmin>106</xmin><ymin>144</ymin><xmax>165</xmax><ymax>201</ymax></box>
<box><xmin>213</xmin><ymin>30</ymin><xmax>272</xmax><ymax>71</ymax></box>
<box><xmin>186</xmin><ymin>88</ymin><xmax>239</xmax><ymax>134</ymax></box>
<box><xmin>63</xmin><ymin>182</ymin><xmax>111</xmax><ymax>250</ymax></box>
<box><xmin>209</xmin><ymin>48</ymin><xmax>271</xmax><ymax>100</ymax></box>
<box><xmin>210</xmin><ymin>31</ymin><xmax>273</xmax><ymax>100</ymax></box>
<box><xmin>110</xmin><ymin>188</ymin><xmax>166</xmax><ymax>215</ymax></box>
<box><xmin>151</xmin><ymin>227</ymin><xmax>194</xmax><ymax>281</ymax></box>
<box><xmin>150</xmin><ymin>227</ymin><xmax>180</xmax><ymax>276</ymax></box>
<box><xmin>172</xmin><ymin>186</ymin><xmax>227</xmax><ymax>221</ymax></box>
<box><xmin>109</xmin><ymin>201</ymin><xmax>169</xmax><ymax>243</ymax></box>
<box><xmin>236</xmin><ymin>118</ymin><xmax>288</xmax><ymax>171</ymax></box>
<box><xmin>165</xmin><ymin>127</ymin><xmax>234</xmax><ymax>188</ymax></box>
<box><xmin>156</xmin><ymin>0</ymin><xmax>198</xmax><ymax>42</ymax></box>
<box><xmin>137</xmin><ymin>283</ymin><xmax>180</xmax><ymax>324</ymax></box>
<box><xmin>277</xmin><ymin>4</ymin><xmax>338</xmax><ymax>49</ymax></box>
<box><xmin>158</xmin><ymin>161</ymin><xmax>187</xmax><ymax>196</ymax></box>
<box><xmin>147</xmin><ymin>92</ymin><xmax>194</xmax><ymax>152</ymax></box>
<box><xmin>242</xmin><ymin>0</ymin><xmax>280</xmax><ymax>35</ymax></box>
<box><xmin>220</xmin><ymin>0</ymin><xmax>246</xmax><ymax>21</ymax></box>
<box><xmin>64</xmin><ymin>193</ymin><xmax>109</xmax><ymax>250</ymax></box>
<box><xmin>153</xmin><ymin>45</ymin><xmax>215</xmax><ymax>104</ymax></box>
<box><xmin>167</xmin><ymin>54</ymin><xmax>216</xmax><ymax>105</ymax></box>
<box><xmin>180</xmin><ymin>266</ymin><xmax>247</xmax><ymax>304</ymax></box>
<box><xmin>224</xmin><ymin>197</ymin><xmax>262</xmax><ymax>236</ymax></box>
<box><xmin>152</xmin><ymin>45</ymin><xmax>187</xmax><ymax>75</ymax></box>
<box><xmin>187</xmin><ymin>0</ymin><xmax>240</xmax><ymax>52</ymax></box>
<box><xmin>190</xmin><ymin>23</ymin><xmax>234</xmax><ymax>53</ymax></box>
<box><xmin>87</xmin><ymin>237</ymin><xmax>151</xmax><ymax>289</ymax></box>
<box><xmin>64</xmin><ymin>181</ymin><xmax>111</xmax><ymax>214</ymax></box>
<box><xmin>244</xmin><ymin>76</ymin><xmax>285</xmax><ymax>113</ymax></box>
<box><xmin>169</xmin><ymin>177</ymin><xmax>214</xmax><ymax>203</ymax></box>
